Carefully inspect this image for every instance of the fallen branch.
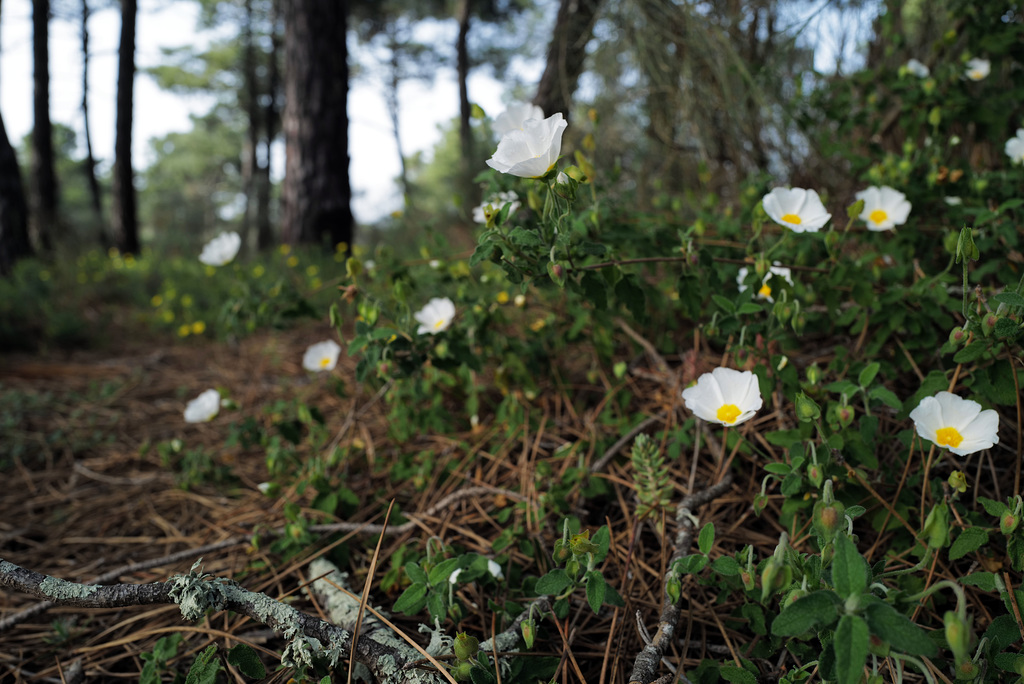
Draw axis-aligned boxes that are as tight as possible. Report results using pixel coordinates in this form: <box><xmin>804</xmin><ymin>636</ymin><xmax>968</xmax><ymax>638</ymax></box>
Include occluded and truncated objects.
<box><xmin>626</xmin><ymin>472</ymin><xmax>735</xmax><ymax>684</ymax></box>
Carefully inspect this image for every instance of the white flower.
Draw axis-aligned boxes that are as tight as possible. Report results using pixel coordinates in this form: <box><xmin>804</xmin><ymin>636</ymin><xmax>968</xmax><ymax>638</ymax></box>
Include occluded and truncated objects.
<box><xmin>944</xmin><ymin>196</ymin><xmax>962</xmax><ymax>206</ymax></box>
<box><xmin>449</xmin><ymin>568</ymin><xmax>463</xmax><ymax>585</ymax></box>
<box><xmin>257</xmin><ymin>482</ymin><xmax>271</xmax><ymax>494</ymax></box>
<box><xmin>302</xmin><ymin>340</ymin><xmax>341</xmax><ymax>372</ymax></box>
<box><xmin>681</xmin><ymin>367</ymin><xmax>763</xmax><ymax>427</ymax></box>
<box><xmin>905</xmin><ymin>58</ymin><xmax>929</xmax><ymax>78</ymax></box>
<box><xmin>429</xmin><ymin>259</ymin><xmax>441</xmax><ymax>269</ymax></box>
<box><xmin>909</xmin><ymin>391</ymin><xmax>999</xmax><ymax>456</ymax></box>
<box><xmin>965</xmin><ymin>57</ymin><xmax>990</xmax><ymax>81</ymax></box>
<box><xmin>198</xmin><ymin>231</ymin><xmax>241</xmax><ymax>266</ymax></box>
<box><xmin>493</xmin><ymin>102</ymin><xmax>545</xmax><ymax>137</ymax></box>
<box><xmin>414</xmin><ymin>297</ymin><xmax>455</xmax><ymax>335</ymax></box>
<box><xmin>761</xmin><ymin>187</ymin><xmax>831</xmax><ymax>233</ymax></box>
<box><xmin>184</xmin><ymin>389</ymin><xmax>221</xmax><ymax>423</ymax></box>
<box><xmin>473</xmin><ymin>191</ymin><xmax>520</xmax><ymax>225</ymax></box>
<box><xmin>1005</xmin><ymin>129</ymin><xmax>1024</xmax><ymax>165</ymax></box>
<box><xmin>855</xmin><ymin>186</ymin><xmax>912</xmax><ymax>231</ymax></box>
<box><xmin>486</xmin><ymin>113</ymin><xmax>567</xmax><ymax>179</ymax></box>
<box><xmin>737</xmin><ymin>262</ymin><xmax>793</xmax><ymax>303</ymax></box>
<box><xmin>487</xmin><ymin>559</ymin><xmax>504</xmax><ymax>580</ymax></box>
<box><xmin>364</xmin><ymin>259</ymin><xmax>376</xmax><ymax>271</ymax></box>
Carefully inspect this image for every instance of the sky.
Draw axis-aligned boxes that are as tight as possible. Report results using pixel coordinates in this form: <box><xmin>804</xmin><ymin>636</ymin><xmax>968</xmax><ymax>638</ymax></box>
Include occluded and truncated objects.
<box><xmin>0</xmin><ymin>0</ymin><xmax>536</xmax><ymax>224</ymax></box>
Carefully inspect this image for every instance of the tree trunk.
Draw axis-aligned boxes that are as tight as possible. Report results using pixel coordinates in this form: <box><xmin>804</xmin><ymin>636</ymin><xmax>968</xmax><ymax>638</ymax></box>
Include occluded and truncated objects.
<box><xmin>0</xmin><ymin>111</ymin><xmax>32</xmax><ymax>276</ymax></box>
<box><xmin>32</xmin><ymin>0</ymin><xmax>58</xmax><ymax>250</ymax></box>
<box><xmin>282</xmin><ymin>0</ymin><xmax>353</xmax><ymax>250</ymax></box>
<box><xmin>80</xmin><ymin>0</ymin><xmax>104</xmax><ymax>239</ymax></box>
<box><xmin>384</xmin><ymin>25</ymin><xmax>411</xmax><ymax>209</ymax></box>
<box><xmin>256</xmin><ymin>0</ymin><xmax>280</xmax><ymax>250</ymax></box>
<box><xmin>111</xmin><ymin>0</ymin><xmax>138</xmax><ymax>254</ymax></box>
<box><xmin>242</xmin><ymin>0</ymin><xmax>259</xmax><ymax>250</ymax></box>
<box><xmin>532</xmin><ymin>0</ymin><xmax>603</xmax><ymax>119</ymax></box>
<box><xmin>455</xmin><ymin>0</ymin><xmax>476</xmax><ymax>208</ymax></box>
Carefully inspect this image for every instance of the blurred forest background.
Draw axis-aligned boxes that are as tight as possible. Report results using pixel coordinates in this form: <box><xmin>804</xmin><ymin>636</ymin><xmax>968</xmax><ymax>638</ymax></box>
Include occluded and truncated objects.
<box><xmin>0</xmin><ymin>0</ymin><xmax>955</xmax><ymax>274</ymax></box>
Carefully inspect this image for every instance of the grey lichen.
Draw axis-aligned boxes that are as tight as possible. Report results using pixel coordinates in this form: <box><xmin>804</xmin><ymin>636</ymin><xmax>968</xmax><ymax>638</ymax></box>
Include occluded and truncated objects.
<box><xmin>419</xmin><ymin>620</ymin><xmax>454</xmax><ymax>657</ymax></box>
<box><xmin>167</xmin><ymin>560</ymin><xmax>229</xmax><ymax>621</ymax></box>
<box><xmin>38</xmin><ymin>576</ymin><xmax>99</xmax><ymax>600</ymax></box>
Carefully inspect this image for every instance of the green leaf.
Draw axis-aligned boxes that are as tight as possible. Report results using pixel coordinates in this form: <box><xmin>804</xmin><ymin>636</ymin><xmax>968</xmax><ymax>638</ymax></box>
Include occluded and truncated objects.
<box><xmin>834</xmin><ymin>615</ymin><xmax>869</xmax><ymax>684</ymax></box>
<box><xmin>469</xmin><ymin>242</ymin><xmax>498</xmax><ymax>267</ymax></box>
<box><xmin>979</xmin><ymin>497</ymin><xmax>1010</xmax><ymax>518</ymax></box>
<box><xmin>994</xmin><ymin>292</ymin><xmax>1024</xmax><ymax>308</ymax></box>
<box><xmin>585</xmin><ymin>571</ymin><xmax>606</xmax><ymax>613</ymax></box>
<box><xmin>579</xmin><ymin>241</ymin><xmax>607</xmax><ymax>256</ymax></box>
<box><xmin>858</xmin><ymin>362</ymin><xmax>880</xmax><ymax>388</ymax></box>
<box><xmin>763</xmin><ymin>463</ymin><xmax>792</xmax><ymax>475</ymax></box>
<box><xmin>152</xmin><ymin>633</ymin><xmax>182</xmax><ymax>662</ymax></box>
<box><xmin>508</xmin><ymin>226</ymin><xmax>543</xmax><ymax>247</ymax></box>
<box><xmin>832</xmin><ymin>534</ymin><xmax>869</xmax><ymax>598</ymax></box>
<box><xmin>227</xmin><ymin>644</ymin><xmax>266</xmax><ymax>679</ymax></box>
<box><xmin>994</xmin><ymin>316</ymin><xmax>1021</xmax><ymax>339</ymax></box>
<box><xmin>719</xmin><ymin>665</ymin><xmax>757</xmax><ymax>684</ymax></box>
<box><xmin>580</xmin><ymin>272</ymin><xmax>608</xmax><ymax>310</ymax></box>
<box><xmin>867</xmin><ymin>386</ymin><xmax>902</xmax><ymax>410</ymax></box>
<box><xmin>772</xmin><ymin>590</ymin><xmax>841</xmax><ymax>636</ymax></box>
<box><xmin>185</xmin><ymin>645</ymin><xmax>222</xmax><ymax>684</ymax></box>
<box><xmin>615</xmin><ymin>276</ymin><xmax>646</xmax><ymax>322</ymax></box>
<box><xmin>405</xmin><ymin>562</ymin><xmax>428</xmax><ymax>586</ymax></box>
<box><xmin>736</xmin><ymin>302</ymin><xmax>763</xmax><ymax>315</ymax></box>
<box><xmin>985</xmin><ymin>614</ymin><xmax>1022</xmax><ymax>652</ymax></box>
<box><xmin>741</xmin><ymin>602</ymin><xmax>767</xmax><ymax>635</ymax></box>
<box><xmin>592</xmin><ymin>525</ymin><xmax>611</xmax><ymax>563</ymax></box>
<box><xmin>712</xmin><ymin>294</ymin><xmax>736</xmax><ymax>314</ymax></box>
<box><xmin>949</xmin><ymin>527</ymin><xmax>989</xmax><ymax>561</ymax></box>
<box><xmin>676</xmin><ymin>554</ymin><xmax>708</xmax><ymax>574</ymax></box>
<box><xmin>393</xmin><ymin>583</ymin><xmax>428</xmax><ymax>615</ymax></box>
<box><xmin>698</xmin><ymin>522</ymin><xmax>715</xmax><ymax>555</ymax></box>
<box><xmin>428</xmin><ymin>558</ymin><xmax>460</xmax><ymax>586</ymax></box>
<box><xmin>712</xmin><ymin>556</ymin><xmax>741</xmax><ymax>576</ymax></box>
<box><xmin>864</xmin><ymin>602</ymin><xmax>938</xmax><ymax>657</ymax></box>
<box><xmin>764</xmin><ymin>429</ymin><xmax>805</xmax><ymax>448</ymax></box>
<box><xmin>535</xmin><ymin>569</ymin><xmax>572</xmax><ymax>595</ymax></box>
<box><xmin>995</xmin><ymin>653</ymin><xmax>1024</xmax><ymax>674</ymax></box>
<box><xmin>961</xmin><ymin>571</ymin><xmax>998</xmax><ymax>592</ymax></box>
<box><xmin>780</xmin><ymin>472</ymin><xmax>803</xmax><ymax>497</ymax></box>
<box><xmin>426</xmin><ymin>590</ymin><xmax>446</xmax><ymax>621</ymax></box>
<box><xmin>953</xmin><ymin>341</ymin><xmax>988</xmax><ymax>364</ymax></box>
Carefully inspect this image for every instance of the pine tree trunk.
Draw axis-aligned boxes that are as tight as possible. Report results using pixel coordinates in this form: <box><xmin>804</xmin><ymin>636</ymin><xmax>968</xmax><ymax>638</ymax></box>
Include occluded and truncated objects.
<box><xmin>32</xmin><ymin>0</ymin><xmax>59</xmax><ymax>250</ymax></box>
<box><xmin>0</xmin><ymin>110</ymin><xmax>32</xmax><ymax>276</ymax></box>
<box><xmin>256</xmin><ymin>0</ymin><xmax>280</xmax><ymax>250</ymax></box>
<box><xmin>282</xmin><ymin>0</ymin><xmax>353</xmax><ymax>249</ymax></box>
<box><xmin>455</xmin><ymin>0</ymin><xmax>477</xmax><ymax>208</ymax></box>
<box><xmin>111</xmin><ymin>0</ymin><xmax>138</xmax><ymax>254</ymax></box>
<box><xmin>242</xmin><ymin>0</ymin><xmax>258</xmax><ymax>250</ymax></box>
<box><xmin>532</xmin><ymin>0</ymin><xmax>603</xmax><ymax>119</ymax></box>
<box><xmin>80</xmin><ymin>0</ymin><xmax>104</xmax><ymax>241</ymax></box>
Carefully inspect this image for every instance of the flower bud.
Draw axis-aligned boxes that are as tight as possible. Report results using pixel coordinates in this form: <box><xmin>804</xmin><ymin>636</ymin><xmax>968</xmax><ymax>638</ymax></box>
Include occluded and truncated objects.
<box><xmin>868</xmin><ymin>634</ymin><xmax>890</xmax><ymax>657</ymax></box>
<box><xmin>547</xmin><ymin>262</ymin><xmax>567</xmax><ymax>287</ymax></box>
<box><xmin>837</xmin><ymin>405</ymin><xmax>854</xmax><ymax>428</ymax></box>
<box><xmin>552</xmin><ymin>540</ymin><xmax>571</xmax><ymax>564</ymax></box>
<box><xmin>807</xmin><ymin>463</ymin><xmax>825</xmax><ymax>489</ymax></box>
<box><xmin>753</xmin><ymin>493</ymin><xmax>768</xmax><ymax>517</ymax></box>
<box><xmin>665</xmin><ymin>574</ymin><xmax>682</xmax><ymax>605</ymax></box>
<box><xmin>453</xmin><ymin>660</ymin><xmax>475</xmax><ymax>681</ymax></box>
<box><xmin>795</xmin><ymin>392</ymin><xmax>821</xmax><ymax>422</ymax></box>
<box><xmin>520</xmin><ymin>618</ymin><xmax>537</xmax><ymax>649</ymax></box>
<box><xmin>760</xmin><ymin>559</ymin><xmax>792</xmax><ymax>603</ymax></box>
<box><xmin>955</xmin><ymin>661</ymin><xmax>979</xmax><ymax>681</ymax></box>
<box><xmin>923</xmin><ymin>501</ymin><xmax>951</xmax><ymax>549</ymax></box>
<box><xmin>791</xmin><ymin>313</ymin><xmax>807</xmax><ymax>335</ymax></box>
<box><xmin>813</xmin><ymin>499</ymin><xmax>846</xmax><ymax>541</ymax></box>
<box><xmin>806</xmin><ymin>364</ymin><xmax>821</xmax><ymax>386</ymax></box>
<box><xmin>448</xmin><ymin>602</ymin><xmax>463</xmax><ymax>622</ymax></box>
<box><xmin>569</xmin><ymin>531</ymin><xmax>599</xmax><ymax>556</ymax></box>
<box><xmin>949</xmin><ymin>326</ymin><xmax>968</xmax><ymax>347</ymax></box>
<box><xmin>565</xmin><ymin>558</ymin><xmax>581</xmax><ymax>580</ymax></box>
<box><xmin>944</xmin><ymin>610</ymin><xmax>973</xmax><ymax>663</ymax></box>
<box><xmin>783</xmin><ymin>587</ymin><xmax>807</xmax><ymax>609</ymax></box>
<box><xmin>453</xmin><ymin>632</ymin><xmax>480</xmax><ymax>661</ymax></box>
<box><xmin>1001</xmin><ymin>511</ymin><xmax>1020</xmax><ymax>536</ymax></box>
<box><xmin>982</xmin><ymin>314</ymin><xmax>1000</xmax><ymax>337</ymax></box>
<box><xmin>740</xmin><ymin>569</ymin><xmax>755</xmax><ymax>592</ymax></box>
<box><xmin>948</xmin><ymin>471</ymin><xmax>968</xmax><ymax>494</ymax></box>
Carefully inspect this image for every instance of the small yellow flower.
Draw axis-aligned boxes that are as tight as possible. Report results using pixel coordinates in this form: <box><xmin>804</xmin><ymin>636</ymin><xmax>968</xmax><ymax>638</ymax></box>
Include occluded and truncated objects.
<box><xmin>530</xmin><ymin>319</ymin><xmax>546</xmax><ymax>332</ymax></box>
<box><xmin>191</xmin><ymin>321</ymin><xmax>206</xmax><ymax>335</ymax></box>
<box><xmin>279</xmin><ymin>244</ymin><xmax>291</xmax><ymax>255</ymax></box>
<box><xmin>306</xmin><ymin>265</ymin><xmax>319</xmax><ymax>277</ymax></box>
<box><xmin>497</xmin><ymin>291</ymin><xmax>510</xmax><ymax>304</ymax></box>
<box><xmin>177</xmin><ymin>324</ymin><xmax>191</xmax><ymax>337</ymax></box>
<box><xmin>108</xmin><ymin>247</ymin><xmax>120</xmax><ymax>259</ymax></box>
<box><xmin>151</xmin><ymin>295</ymin><xmax>163</xmax><ymax>307</ymax></box>
<box><xmin>310</xmin><ymin>277</ymin><xmax>323</xmax><ymax>289</ymax></box>
<box><xmin>335</xmin><ymin>241</ymin><xmax>349</xmax><ymax>253</ymax></box>
<box><xmin>252</xmin><ymin>264</ymin><xmax>265</xmax><ymax>278</ymax></box>
<box><xmin>181</xmin><ymin>294</ymin><xmax>194</xmax><ymax>308</ymax></box>
<box><xmin>287</xmin><ymin>256</ymin><xmax>299</xmax><ymax>268</ymax></box>
<box><xmin>165</xmin><ymin>289</ymin><xmax>176</xmax><ymax>300</ymax></box>
<box><xmin>268</xmin><ymin>285</ymin><xmax>281</xmax><ymax>298</ymax></box>
<box><xmin>161</xmin><ymin>310</ymin><xmax>175</xmax><ymax>323</ymax></box>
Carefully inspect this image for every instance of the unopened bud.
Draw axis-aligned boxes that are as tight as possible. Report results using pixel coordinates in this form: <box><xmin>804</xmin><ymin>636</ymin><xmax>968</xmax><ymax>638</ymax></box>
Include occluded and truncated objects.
<box><xmin>1001</xmin><ymin>512</ymin><xmax>1020</xmax><ymax>536</ymax></box>
<box><xmin>448</xmin><ymin>602</ymin><xmax>463</xmax><ymax>622</ymax></box>
<box><xmin>783</xmin><ymin>588</ymin><xmax>807</xmax><ymax>609</ymax></box>
<box><xmin>807</xmin><ymin>464</ymin><xmax>825</xmax><ymax>489</ymax></box>
<box><xmin>948</xmin><ymin>471</ymin><xmax>968</xmax><ymax>494</ymax></box>
<box><xmin>565</xmin><ymin>558</ymin><xmax>580</xmax><ymax>580</ymax></box>
<box><xmin>949</xmin><ymin>326</ymin><xmax>968</xmax><ymax>346</ymax></box>
<box><xmin>795</xmin><ymin>392</ymin><xmax>821</xmax><ymax>422</ymax></box>
<box><xmin>740</xmin><ymin>569</ymin><xmax>755</xmax><ymax>592</ymax></box>
<box><xmin>955</xmin><ymin>661</ymin><xmax>979</xmax><ymax>681</ymax></box>
<box><xmin>665</xmin><ymin>574</ymin><xmax>682</xmax><ymax>604</ymax></box>
<box><xmin>982</xmin><ymin>314</ymin><xmax>1000</xmax><ymax>337</ymax></box>
<box><xmin>569</xmin><ymin>531</ymin><xmax>599</xmax><ymax>556</ymax></box>
<box><xmin>552</xmin><ymin>540</ymin><xmax>571</xmax><ymax>564</ymax></box>
<box><xmin>760</xmin><ymin>559</ymin><xmax>792</xmax><ymax>602</ymax></box>
<box><xmin>837</xmin><ymin>405</ymin><xmax>854</xmax><ymax>428</ymax></box>
<box><xmin>520</xmin><ymin>618</ymin><xmax>537</xmax><ymax>649</ymax></box>
<box><xmin>813</xmin><ymin>499</ymin><xmax>846</xmax><ymax>541</ymax></box>
<box><xmin>453</xmin><ymin>660</ymin><xmax>475</xmax><ymax>681</ymax></box>
<box><xmin>868</xmin><ymin>634</ymin><xmax>890</xmax><ymax>657</ymax></box>
<box><xmin>806</xmin><ymin>364</ymin><xmax>821</xmax><ymax>386</ymax></box>
<box><xmin>944</xmin><ymin>611</ymin><xmax>972</xmax><ymax>663</ymax></box>
<box><xmin>753</xmin><ymin>493</ymin><xmax>768</xmax><ymax>516</ymax></box>
<box><xmin>923</xmin><ymin>501</ymin><xmax>951</xmax><ymax>549</ymax></box>
<box><xmin>453</xmin><ymin>632</ymin><xmax>479</xmax><ymax>661</ymax></box>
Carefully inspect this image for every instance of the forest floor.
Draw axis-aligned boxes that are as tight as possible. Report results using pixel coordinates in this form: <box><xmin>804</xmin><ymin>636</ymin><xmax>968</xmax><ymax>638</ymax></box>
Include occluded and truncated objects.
<box><xmin>0</xmin><ymin>319</ymin><xmax>984</xmax><ymax>683</ymax></box>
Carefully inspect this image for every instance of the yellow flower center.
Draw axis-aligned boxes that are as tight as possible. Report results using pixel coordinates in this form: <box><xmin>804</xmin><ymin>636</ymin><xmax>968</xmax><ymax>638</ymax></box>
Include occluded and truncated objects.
<box><xmin>758</xmin><ymin>284</ymin><xmax>772</xmax><ymax>298</ymax></box>
<box><xmin>781</xmin><ymin>213</ymin><xmax>802</xmax><ymax>225</ymax></box>
<box><xmin>869</xmin><ymin>209</ymin><xmax>888</xmax><ymax>225</ymax></box>
<box><xmin>935</xmin><ymin>427</ymin><xmax>964</xmax><ymax>448</ymax></box>
<box><xmin>716</xmin><ymin>404</ymin><xmax>742</xmax><ymax>424</ymax></box>
<box><xmin>434</xmin><ymin>319</ymin><xmax>445</xmax><ymax>330</ymax></box>
<box><xmin>970</xmin><ymin>70</ymin><xmax>982</xmax><ymax>80</ymax></box>
<box><xmin>319</xmin><ymin>357</ymin><xmax>331</xmax><ymax>368</ymax></box>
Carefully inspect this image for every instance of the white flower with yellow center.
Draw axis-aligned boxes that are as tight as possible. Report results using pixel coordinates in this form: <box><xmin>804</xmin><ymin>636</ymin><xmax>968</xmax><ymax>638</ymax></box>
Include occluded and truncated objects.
<box><xmin>855</xmin><ymin>186</ymin><xmax>912</xmax><ymax>231</ymax></box>
<box><xmin>909</xmin><ymin>391</ymin><xmax>999</xmax><ymax>456</ymax></box>
<box><xmin>184</xmin><ymin>389</ymin><xmax>221</xmax><ymax>423</ymax></box>
<box><xmin>473</xmin><ymin>191</ymin><xmax>520</xmax><ymax>225</ymax></box>
<box><xmin>302</xmin><ymin>340</ymin><xmax>341</xmax><ymax>372</ymax></box>
<box><xmin>905</xmin><ymin>58</ymin><xmax>929</xmax><ymax>78</ymax></box>
<box><xmin>682</xmin><ymin>367</ymin><xmax>763</xmax><ymax>427</ymax></box>
<box><xmin>762</xmin><ymin>187</ymin><xmax>831</xmax><ymax>233</ymax></box>
<box><xmin>414</xmin><ymin>297</ymin><xmax>456</xmax><ymax>335</ymax></box>
<box><xmin>493</xmin><ymin>102</ymin><xmax>545</xmax><ymax>137</ymax></box>
<box><xmin>965</xmin><ymin>57</ymin><xmax>990</xmax><ymax>81</ymax></box>
<box><xmin>198</xmin><ymin>231</ymin><xmax>241</xmax><ymax>266</ymax></box>
<box><xmin>737</xmin><ymin>263</ymin><xmax>793</xmax><ymax>303</ymax></box>
<box><xmin>486</xmin><ymin>113</ymin><xmax>567</xmax><ymax>179</ymax></box>
<box><xmin>1005</xmin><ymin>129</ymin><xmax>1024</xmax><ymax>165</ymax></box>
